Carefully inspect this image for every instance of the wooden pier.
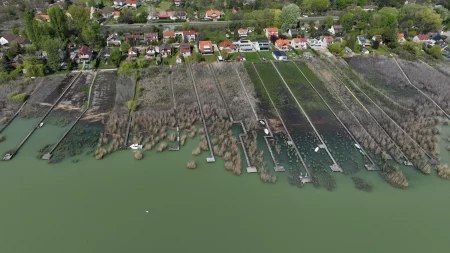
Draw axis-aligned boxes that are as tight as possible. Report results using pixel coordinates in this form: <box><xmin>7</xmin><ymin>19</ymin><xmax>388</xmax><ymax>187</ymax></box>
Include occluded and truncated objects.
<box><xmin>4</xmin><ymin>72</ymin><xmax>82</xmax><ymax>161</ymax></box>
<box><xmin>168</xmin><ymin>70</ymin><xmax>181</xmax><ymax>151</ymax></box>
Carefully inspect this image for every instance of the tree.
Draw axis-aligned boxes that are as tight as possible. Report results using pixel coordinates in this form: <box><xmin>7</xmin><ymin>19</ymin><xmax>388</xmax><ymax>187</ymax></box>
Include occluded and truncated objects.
<box><xmin>328</xmin><ymin>42</ymin><xmax>342</xmax><ymax>54</ymax></box>
<box><xmin>82</xmin><ymin>22</ymin><xmax>103</xmax><ymax>47</ymax></box>
<box><xmin>68</xmin><ymin>5</ymin><xmax>90</xmax><ymax>35</ymax></box>
<box><xmin>42</xmin><ymin>37</ymin><xmax>63</xmax><ymax>72</ymax></box>
<box><xmin>48</xmin><ymin>6</ymin><xmax>68</xmax><ymax>39</ymax></box>
<box><xmin>279</xmin><ymin>4</ymin><xmax>300</xmax><ymax>30</ymax></box>
<box><xmin>121</xmin><ymin>42</ymin><xmax>131</xmax><ymax>52</ymax></box>
<box><xmin>110</xmin><ymin>48</ymin><xmax>122</xmax><ymax>67</ymax></box>
<box><xmin>7</xmin><ymin>42</ymin><xmax>22</xmax><ymax>60</ymax></box>
<box><xmin>323</xmin><ymin>15</ymin><xmax>334</xmax><ymax>27</ymax></box>
<box><xmin>23</xmin><ymin>56</ymin><xmax>45</xmax><ymax>77</ymax></box>
<box><xmin>302</xmin><ymin>0</ymin><xmax>330</xmax><ymax>14</ymax></box>
<box><xmin>376</xmin><ymin>0</ymin><xmax>404</xmax><ymax>8</ymax></box>
<box><xmin>398</xmin><ymin>4</ymin><xmax>443</xmax><ymax>34</ymax></box>
<box><xmin>429</xmin><ymin>45</ymin><xmax>442</xmax><ymax>59</ymax></box>
<box><xmin>88</xmin><ymin>0</ymin><xmax>96</xmax><ymax>7</ymax></box>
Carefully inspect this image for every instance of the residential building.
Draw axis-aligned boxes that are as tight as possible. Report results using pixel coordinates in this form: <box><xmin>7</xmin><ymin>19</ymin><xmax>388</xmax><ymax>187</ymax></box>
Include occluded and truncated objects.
<box><xmin>291</xmin><ymin>38</ymin><xmax>308</xmax><ymax>49</ymax></box>
<box><xmin>204</xmin><ymin>9</ymin><xmax>221</xmax><ymax>20</ymax></box>
<box><xmin>182</xmin><ymin>30</ymin><xmax>197</xmax><ymax>42</ymax></box>
<box><xmin>275</xmin><ymin>39</ymin><xmax>290</xmax><ymax>51</ymax></box>
<box><xmin>144</xmin><ymin>32</ymin><xmax>159</xmax><ymax>43</ymax></box>
<box><xmin>265</xmin><ymin>27</ymin><xmax>278</xmax><ymax>38</ymax></box>
<box><xmin>442</xmin><ymin>47</ymin><xmax>450</xmax><ymax>58</ymax></box>
<box><xmin>149</xmin><ymin>11</ymin><xmax>187</xmax><ymax>20</ymax></box>
<box><xmin>328</xmin><ymin>25</ymin><xmax>343</xmax><ymax>35</ymax></box>
<box><xmin>272</xmin><ymin>51</ymin><xmax>287</xmax><ymax>61</ymax></box>
<box><xmin>199</xmin><ymin>40</ymin><xmax>213</xmax><ymax>54</ymax></box>
<box><xmin>128</xmin><ymin>47</ymin><xmax>138</xmax><ymax>59</ymax></box>
<box><xmin>12</xmin><ymin>54</ymin><xmax>24</xmax><ymax>67</ymax></box>
<box><xmin>159</xmin><ymin>44</ymin><xmax>172</xmax><ymax>57</ymax></box>
<box><xmin>308</xmin><ymin>38</ymin><xmax>324</xmax><ymax>49</ymax></box>
<box><xmin>114</xmin><ymin>0</ymin><xmax>126</xmax><ymax>6</ymax></box>
<box><xmin>235</xmin><ymin>40</ymin><xmax>253</xmax><ymax>51</ymax></box>
<box><xmin>163</xmin><ymin>31</ymin><xmax>176</xmax><ymax>42</ymax></box>
<box><xmin>113</xmin><ymin>11</ymin><xmax>120</xmax><ymax>19</ymax></box>
<box><xmin>219</xmin><ymin>41</ymin><xmax>235</xmax><ymax>52</ymax></box>
<box><xmin>77</xmin><ymin>45</ymin><xmax>93</xmax><ymax>63</ymax></box>
<box><xmin>174</xmin><ymin>0</ymin><xmax>182</xmax><ymax>7</ymax></box>
<box><xmin>288</xmin><ymin>28</ymin><xmax>299</xmax><ymax>38</ymax></box>
<box><xmin>323</xmin><ymin>36</ymin><xmax>334</xmax><ymax>46</ymax></box>
<box><xmin>103</xmin><ymin>47</ymin><xmax>111</xmax><ymax>60</ymax></box>
<box><xmin>145</xmin><ymin>45</ymin><xmax>158</xmax><ymax>58</ymax></box>
<box><xmin>238</xmin><ymin>28</ymin><xmax>248</xmax><ymax>37</ymax></box>
<box><xmin>258</xmin><ymin>40</ymin><xmax>270</xmax><ymax>51</ymax></box>
<box><xmin>36</xmin><ymin>14</ymin><xmax>50</xmax><ymax>22</ymax></box>
<box><xmin>363</xmin><ymin>5</ymin><xmax>374</xmax><ymax>11</ymax></box>
<box><xmin>303</xmin><ymin>23</ymin><xmax>310</xmax><ymax>31</ymax></box>
<box><xmin>372</xmin><ymin>34</ymin><xmax>382</xmax><ymax>43</ymax></box>
<box><xmin>357</xmin><ymin>36</ymin><xmax>371</xmax><ymax>47</ymax></box>
<box><xmin>106</xmin><ymin>34</ymin><xmax>122</xmax><ymax>46</ymax></box>
<box><xmin>0</xmin><ymin>33</ymin><xmax>17</xmax><ymax>46</ymax></box>
<box><xmin>413</xmin><ymin>33</ymin><xmax>435</xmax><ymax>45</ymax></box>
<box><xmin>179</xmin><ymin>43</ymin><xmax>191</xmax><ymax>57</ymax></box>
<box><xmin>397</xmin><ymin>33</ymin><xmax>406</xmax><ymax>44</ymax></box>
<box><xmin>126</xmin><ymin>0</ymin><xmax>141</xmax><ymax>8</ymax></box>
<box><xmin>176</xmin><ymin>55</ymin><xmax>182</xmax><ymax>64</ymax></box>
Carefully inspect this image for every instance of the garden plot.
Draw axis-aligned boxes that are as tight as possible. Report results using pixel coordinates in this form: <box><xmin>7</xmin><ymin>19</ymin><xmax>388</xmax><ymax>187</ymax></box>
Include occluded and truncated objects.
<box><xmin>276</xmin><ymin>61</ymin><xmax>371</xmax><ymax>172</ymax></box>
<box><xmin>129</xmin><ymin>66</ymin><xmax>176</xmax><ymax>147</ymax></box>
<box><xmin>84</xmin><ymin>71</ymin><xmax>117</xmax><ymax>120</ymax></box>
<box><xmin>344</xmin><ymin>57</ymin><xmax>440</xmax><ymax>160</ymax></box>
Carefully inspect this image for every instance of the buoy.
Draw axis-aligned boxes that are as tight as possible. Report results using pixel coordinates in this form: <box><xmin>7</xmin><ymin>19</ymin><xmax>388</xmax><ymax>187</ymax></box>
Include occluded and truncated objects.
<box><xmin>146</xmin><ymin>211</ymin><xmax>149</xmax><ymax>213</ymax></box>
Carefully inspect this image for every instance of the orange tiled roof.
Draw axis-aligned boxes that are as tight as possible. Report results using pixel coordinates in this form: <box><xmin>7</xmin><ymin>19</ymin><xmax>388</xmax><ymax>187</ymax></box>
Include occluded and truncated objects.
<box><xmin>199</xmin><ymin>40</ymin><xmax>213</xmax><ymax>51</ymax></box>
<box><xmin>275</xmin><ymin>39</ymin><xmax>290</xmax><ymax>47</ymax></box>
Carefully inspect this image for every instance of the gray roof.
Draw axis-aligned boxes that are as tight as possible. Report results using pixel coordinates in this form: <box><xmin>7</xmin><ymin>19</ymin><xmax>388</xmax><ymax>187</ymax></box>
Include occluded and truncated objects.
<box><xmin>273</xmin><ymin>51</ymin><xmax>287</xmax><ymax>57</ymax></box>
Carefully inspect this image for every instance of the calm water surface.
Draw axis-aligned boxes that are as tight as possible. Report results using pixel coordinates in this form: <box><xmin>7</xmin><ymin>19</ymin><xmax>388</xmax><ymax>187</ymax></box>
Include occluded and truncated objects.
<box><xmin>1</xmin><ymin>120</ymin><xmax>450</xmax><ymax>253</ymax></box>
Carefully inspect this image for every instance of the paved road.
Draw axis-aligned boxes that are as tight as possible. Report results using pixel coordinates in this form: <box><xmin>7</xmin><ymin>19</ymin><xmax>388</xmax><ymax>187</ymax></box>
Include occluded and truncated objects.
<box><xmin>102</xmin><ymin>16</ymin><xmax>339</xmax><ymax>28</ymax></box>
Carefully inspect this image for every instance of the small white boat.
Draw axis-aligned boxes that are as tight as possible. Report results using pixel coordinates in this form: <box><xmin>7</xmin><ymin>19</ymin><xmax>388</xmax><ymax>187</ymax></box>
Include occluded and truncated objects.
<box><xmin>314</xmin><ymin>147</ymin><xmax>319</xmax><ymax>152</ymax></box>
<box><xmin>354</xmin><ymin>143</ymin><xmax>361</xmax><ymax>149</ymax></box>
<box><xmin>259</xmin><ymin>120</ymin><xmax>265</xmax><ymax>125</ymax></box>
<box><xmin>38</xmin><ymin>122</ymin><xmax>44</xmax><ymax>128</ymax></box>
<box><xmin>264</xmin><ymin>129</ymin><xmax>269</xmax><ymax>135</ymax></box>
<box><xmin>130</xmin><ymin>144</ymin><xmax>143</xmax><ymax>150</ymax></box>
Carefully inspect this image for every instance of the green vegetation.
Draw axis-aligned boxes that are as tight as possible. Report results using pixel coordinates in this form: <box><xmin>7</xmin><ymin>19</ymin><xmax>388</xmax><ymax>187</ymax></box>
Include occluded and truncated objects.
<box><xmin>7</xmin><ymin>91</ymin><xmax>28</xmax><ymax>103</ymax></box>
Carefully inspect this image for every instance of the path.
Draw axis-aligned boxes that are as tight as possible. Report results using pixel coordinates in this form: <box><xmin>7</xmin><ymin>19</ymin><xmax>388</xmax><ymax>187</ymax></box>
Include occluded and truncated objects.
<box><xmin>169</xmin><ymin>69</ymin><xmax>181</xmax><ymax>151</ymax></box>
<box><xmin>187</xmin><ymin>64</ymin><xmax>215</xmax><ymax>162</ymax></box>
<box><xmin>252</xmin><ymin>63</ymin><xmax>311</xmax><ymax>181</ymax></box>
<box><xmin>270</xmin><ymin>61</ymin><xmax>341</xmax><ymax>172</ymax></box>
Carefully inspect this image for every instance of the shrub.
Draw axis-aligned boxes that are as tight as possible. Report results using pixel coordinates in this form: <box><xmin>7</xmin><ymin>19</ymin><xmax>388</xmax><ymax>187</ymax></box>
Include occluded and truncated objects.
<box><xmin>7</xmin><ymin>91</ymin><xmax>28</xmax><ymax>103</ymax></box>
<box><xmin>192</xmin><ymin>147</ymin><xmax>201</xmax><ymax>156</ymax></box>
<box><xmin>186</xmin><ymin>161</ymin><xmax>196</xmax><ymax>169</ymax></box>
<box><xmin>157</xmin><ymin>142</ymin><xmax>168</xmax><ymax>152</ymax></box>
<box><xmin>135</xmin><ymin>151</ymin><xmax>143</xmax><ymax>160</ymax></box>
<box><xmin>0</xmin><ymin>134</ymin><xmax>5</xmax><ymax>142</ymax></box>
<box><xmin>436</xmin><ymin>164</ymin><xmax>450</xmax><ymax>179</ymax></box>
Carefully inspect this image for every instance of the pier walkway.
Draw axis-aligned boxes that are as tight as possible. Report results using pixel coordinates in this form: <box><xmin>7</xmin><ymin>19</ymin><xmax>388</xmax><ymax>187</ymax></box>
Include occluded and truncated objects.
<box><xmin>252</xmin><ymin>63</ymin><xmax>311</xmax><ymax>182</ymax></box>
<box><xmin>169</xmin><ymin>70</ymin><xmax>181</xmax><ymax>151</ymax></box>
<box><xmin>270</xmin><ymin>61</ymin><xmax>342</xmax><ymax>172</ymax></box>
<box><xmin>187</xmin><ymin>64</ymin><xmax>215</xmax><ymax>162</ymax></box>
<box><xmin>43</xmin><ymin>71</ymin><xmax>97</xmax><ymax>160</ymax></box>
<box><xmin>4</xmin><ymin>72</ymin><xmax>82</xmax><ymax>160</ymax></box>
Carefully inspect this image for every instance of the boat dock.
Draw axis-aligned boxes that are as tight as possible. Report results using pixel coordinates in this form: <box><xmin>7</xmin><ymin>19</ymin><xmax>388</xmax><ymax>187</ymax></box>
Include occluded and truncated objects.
<box><xmin>168</xmin><ymin>71</ymin><xmax>181</xmax><ymax>151</ymax></box>
<box><xmin>4</xmin><ymin>72</ymin><xmax>82</xmax><ymax>160</ymax></box>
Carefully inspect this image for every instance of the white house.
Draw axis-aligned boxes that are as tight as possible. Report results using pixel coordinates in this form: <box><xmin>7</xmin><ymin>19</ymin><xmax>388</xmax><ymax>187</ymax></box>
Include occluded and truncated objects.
<box><xmin>146</xmin><ymin>45</ymin><xmax>158</xmax><ymax>58</ymax></box>
<box><xmin>234</xmin><ymin>40</ymin><xmax>253</xmax><ymax>51</ymax></box>
<box><xmin>322</xmin><ymin>36</ymin><xmax>334</xmax><ymax>46</ymax></box>
<box><xmin>272</xmin><ymin>51</ymin><xmax>287</xmax><ymax>61</ymax></box>
<box><xmin>126</xmin><ymin>0</ymin><xmax>141</xmax><ymax>8</ymax></box>
<box><xmin>106</xmin><ymin>34</ymin><xmax>122</xmax><ymax>46</ymax></box>
<box><xmin>397</xmin><ymin>33</ymin><xmax>407</xmax><ymax>44</ymax></box>
<box><xmin>357</xmin><ymin>36</ymin><xmax>371</xmax><ymax>47</ymax></box>
<box><xmin>308</xmin><ymin>38</ymin><xmax>324</xmax><ymax>49</ymax></box>
<box><xmin>288</xmin><ymin>28</ymin><xmax>299</xmax><ymax>38</ymax></box>
<box><xmin>182</xmin><ymin>30</ymin><xmax>197</xmax><ymax>42</ymax></box>
<box><xmin>291</xmin><ymin>38</ymin><xmax>308</xmax><ymax>49</ymax></box>
<box><xmin>0</xmin><ymin>33</ymin><xmax>16</xmax><ymax>46</ymax></box>
<box><xmin>265</xmin><ymin>27</ymin><xmax>278</xmax><ymax>38</ymax></box>
<box><xmin>328</xmin><ymin>25</ymin><xmax>343</xmax><ymax>35</ymax></box>
<box><xmin>114</xmin><ymin>0</ymin><xmax>126</xmax><ymax>6</ymax></box>
<box><xmin>413</xmin><ymin>33</ymin><xmax>436</xmax><ymax>45</ymax></box>
<box><xmin>204</xmin><ymin>9</ymin><xmax>221</xmax><ymax>20</ymax></box>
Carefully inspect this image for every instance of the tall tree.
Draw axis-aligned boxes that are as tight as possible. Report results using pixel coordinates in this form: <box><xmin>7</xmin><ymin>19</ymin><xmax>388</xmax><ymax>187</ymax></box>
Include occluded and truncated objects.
<box><xmin>48</xmin><ymin>6</ymin><xmax>68</xmax><ymax>39</ymax></box>
<box><xmin>68</xmin><ymin>5</ymin><xmax>90</xmax><ymax>36</ymax></box>
<box><xmin>42</xmin><ymin>37</ymin><xmax>63</xmax><ymax>72</ymax></box>
<box><xmin>398</xmin><ymin>4</ymin><xmax>442</xmax><ymax>33</ymax></box>
<box><xmin>279</xmin><ymin>4</ymin><xmax>300</xmax><ymax>30</ymax></box>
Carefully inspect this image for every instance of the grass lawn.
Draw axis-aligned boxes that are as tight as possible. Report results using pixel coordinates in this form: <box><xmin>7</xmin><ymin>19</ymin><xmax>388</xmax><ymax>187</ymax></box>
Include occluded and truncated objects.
<box><xmin>258</xmin><ymin>51</ymin><xmax>273</xmax><ymax>60</ymax></box>
<box><xmin>156</xmin><ymin>1</ymin><xmax>172</xmax><ymax>11</ymax></box>
<box><xmin>204</xmin><ymin>52</ymin><xmax>219</xmax><ymax>62</ymax></box>
<box><xmin>243</xmin><ymin>52</ymin><xmax>260</xmax><ymax>62</ymax></box>
<box><xmin>205</xmin><ymin>31</ymin><xmax>227</xmax><ymax>44</ymax></box>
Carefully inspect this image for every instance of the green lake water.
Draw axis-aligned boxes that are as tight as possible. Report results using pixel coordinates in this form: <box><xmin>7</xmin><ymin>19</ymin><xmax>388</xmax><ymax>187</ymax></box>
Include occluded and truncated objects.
<box><xmin>1</xmin><ymin>119</ymin><xmax>450</xmax><ymax>253</ymax></box>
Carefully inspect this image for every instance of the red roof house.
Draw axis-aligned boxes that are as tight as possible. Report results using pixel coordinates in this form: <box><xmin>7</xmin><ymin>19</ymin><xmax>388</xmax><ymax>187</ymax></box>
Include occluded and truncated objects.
<box><xmin>199</xmin><ymin>40</ymin><xmax>213</xmax><ymax>54</ymax></box>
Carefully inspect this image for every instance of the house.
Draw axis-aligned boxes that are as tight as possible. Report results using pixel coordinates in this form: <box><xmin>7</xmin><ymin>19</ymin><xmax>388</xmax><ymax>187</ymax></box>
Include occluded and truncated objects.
<box><xmin>291</xmin><ymin>38</ymin><xmax>308</xmax><ymax>49</ymax></box>
<box><xmin>205</xmin><ymin>9</ymin><xmax>221</xmax><ymax>20</ymax></box>
<box><xmin>103</xmin><ymin>47</ymin><xmax>111</xmax><ymax>60</ymax></box>
<box><xmin>179</xmin><ymin>43</ymin><xmax>191</xmax><ymax>57</ymax></box>
<box><xmin>145</xmin><ymin>45</ymin><xmax>158</xmax><ymax>58</ymax></box>
<box><xmin>36</xmin><ymin>14</ymin><xmax>50</xmax><ymax>22</ymax></box>
<box><xmin>357</xmin><ymin>36</ymin><xmax>371</xmax><ymax>47</ymax></box>
<box><xmin>124</xmin><ymin>33</ymin><xmax>133</xmax><ymax>42</ymax></box>
<box><xmin>308</xmin><ymin>38</ymin><xmax>324</xmax><ymax>49</ymax></box>
<box><xmin>288</xmin><ymin>28</ymin><xmax>299</xmax><ymax>38</ymax></box>
<box><xmin>133</xmin><ymin>33</ymin><xmax>141</xmax><ymax>41</ymax></box>
<box><xmin>113</xmin><ymin>11</ymin><xmax>120</xmax><ymax>19</ymax></box>
<box><xmin>303</xmin><ymin>23</ymin><xmax>310</xmax><ymax>31</ymax></box>
<box><xmin>182</xmin><ymin>30</ymin><xmax>197</xmax><ymax>42</ymax></box>
<box><xmin>77</xmin><ymin>45</ymin><xmax>93</xmax><ymax>63</ymax></box>
<box><xmin>362</xmin><ymin>47</ymin><xmax>370</xmax><ymax>54</ymax></box>
<box><xmin>235</xmin><ymin>40</ymin><xmax>253</xmax><ymax>51</ymax></box>
<box><xmin>174</xmin><ymin>0</ymin><xmax>182</xmax><ymax>7</ymax></box>
<box><xmin>275</xmin><ymin>39</ymin><xmax>290</xmax><ymax>51</ymax></box>
<box><xmin>199</xmin><ymin>40</ymin><xmax>213</xmax><ymax>54</ymax></box>
<box><xmin>126</xmin><ymin>0</ymin><xmax>141</xmax><ymax>8</ymax></box>
<box><xmin>128</xmin><ymin>47</ymin><xmax>138</xmax><ymax>59</ymax></box>
<box><xmin>159</xmin><ymin>44</ymin><xmax>172</xmax><ymax>57</ymax></box>
<box><xmin>219</xmin><ymin>41</ymin><xmax>235</xmax><ymax>52</ymax></box>
<box><xmin>0</xmin><ymin>33</ymin><xmax>17</xmax><ymax>46</ymax></box>
<box><xmin>397</xmin><ymin>33</ymin><xmax>406</xmax><ymax>44</ymax></box>
<box><xmin>163</xmin><ymin>31</ymin><xmax>176</xmax><ymax>42</ymax></box>
<box><xmin>323</xmin><ymin>36</ymin><xmax>334</xmax><ymax>46</ymax></box>
<box><xmin>442</xmin><ymin>47</ymin><xmax>450</xmax><ymax>58</ymax></box>
<box><xmin>362</xmin><ymin>5</ymin><xmax>374</xmax><ymax>11</ymax></box>
<box><xmin>12</xmin><ymin>54</ymin><xmax>24</xmax><ymax>67</ymax></box>
<box><xmin>272</xmin><ymin>51</ymin><xmax>287</xmax><ymax>61</ymax></box>
<box><xmin>151</xmin><ymin>11</ymin><xmax>187</xmax><ymax>20</ymax></box>
<box><xmin>176</xmin><ymin>55</ymin><xmax>182</xmax><ymax>64</ymax></box>
<box><xmin>144</xmin><ymin>32</ymin><xmax>158</xmax><ymax>43</ymax></box>
<box><xmin>372</xmin><ymin>34</ymin><xmax>382</xmax><ymax>43</ymax></box>
<box><xmin>237</xmin><ymin>53</ymin><xmax>246</xmax><ymax>62</ymax></box>
<box><xmin>265</xmin><ymin>27</ymin><xmax>278</xmax><ymax>38</ymax></box>
<box><xmin>106</xmin><ymin>34</ymin><xmax>122</xmax><ymax>46</ymax></box>
<box><xmin>258</xmin><ymin>40</ymin><xmax>270</xmax><ymax>51</ymax></box>
<box><xmin>314</xmin><ymin>22</ymin><xmax>320</xmax><ymax>30</ymax></box>
<box><xmin>413</xmin><ymin>33</ymin><xmax>436</xmax><ymax>45</ymax></box>
<box><xmin>238</xmin><ymin>28</ymin><xmax>248</xmax><ymax>37</ymax></box>
<box><xmin>114</xmin><ymin>0</ymin><xmax>126</xmax><ymax>6</ymax></box>
<box><xmin>328</xmin><ymin>25</ymin><xmax>343</xmax><ymax>35</ymax></box>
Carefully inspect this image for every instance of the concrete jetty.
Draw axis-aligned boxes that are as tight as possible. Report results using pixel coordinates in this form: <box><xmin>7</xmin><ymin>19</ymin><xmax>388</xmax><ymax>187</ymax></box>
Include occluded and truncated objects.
<box><xmin>4</xmin><ymin>72</ymin><xmax>82</xmax><ymax>160</ymax></box>
<box><xmin>187</xmin><ymin>64</ymin><xmax>215</xmax><ymax>162</ymax></box>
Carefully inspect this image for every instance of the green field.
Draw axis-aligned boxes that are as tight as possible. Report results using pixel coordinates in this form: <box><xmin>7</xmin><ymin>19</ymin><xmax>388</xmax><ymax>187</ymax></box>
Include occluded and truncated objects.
<box><xmin>243</xmin><ymin>52</ymin><xmax>260</xmax><ymax>62</ymax></box>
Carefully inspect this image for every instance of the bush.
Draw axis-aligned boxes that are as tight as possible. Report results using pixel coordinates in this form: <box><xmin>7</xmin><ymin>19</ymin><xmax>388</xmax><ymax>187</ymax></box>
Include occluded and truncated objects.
<box><xmin>7</xmin><ymin>91</ymin><xmax>28</xmax><ymax>103</ymax></box>
<box><xmin>0</xmin><ymin>134</ymin><xmax>5</xmax><ymax>142</ymax></box>
<box><xmin>429</xmin><ymin>45</ymin><xmax>443</xmax><ymax>60</ymax></box>
<box><xmin>186</xmin><ymin>161</ymin><xmax>197</xmax><ymax>169</ymax></box>
<box><xmin>127</xmin><ymin>100</ymin><xmax>138</xmax><ymax>112</ymax></box>
<box><xmin>135</xmin><ymin>151</ymin><xmax>143</xmax><ymax>160</ymax></box>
